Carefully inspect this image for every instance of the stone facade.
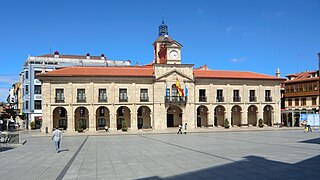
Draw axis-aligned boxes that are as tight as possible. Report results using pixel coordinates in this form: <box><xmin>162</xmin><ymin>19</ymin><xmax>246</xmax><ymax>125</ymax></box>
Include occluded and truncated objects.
<box><xmin>38</xmin><ymin>21</ymin><xmax>285</xmax><ymax>133</ymax></box>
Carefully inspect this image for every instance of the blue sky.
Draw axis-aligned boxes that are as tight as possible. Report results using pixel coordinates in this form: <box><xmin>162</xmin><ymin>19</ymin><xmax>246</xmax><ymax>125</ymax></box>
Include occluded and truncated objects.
<box><xmin>0</xmin><ymin>0</ymin><xmax>319</xmax><ymax>101</ymax></box>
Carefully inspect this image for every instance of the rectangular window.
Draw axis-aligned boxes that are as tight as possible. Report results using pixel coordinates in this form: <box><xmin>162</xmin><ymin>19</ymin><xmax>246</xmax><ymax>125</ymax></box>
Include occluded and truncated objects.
<box><xmin>172</xmin><ymin>86</ymin><xmax>178</xmax><ymax>96</ymax></box>
<box><xmin>233</xmin><ymin>90</ymin><xmax>240</xmax><ymax>102</ymax></box>
<box><xmin>34</xmin><ymin>100</ymin><xmax>42</xmax><ymax>110</ymax></box>
<box><xmin>265</xmin><ymin>90</ymin><xmax>272</xmax><ymax>102</ymax></box>
<box><xmin>25</xmin><ymin>85</ymin><xmax>29</xmax><ymax>94</ymax></box>
<box><xmin>301</xmin><ymin>98</ymin><xmax>306</xmax><ymax>106</ymax></box>
<box><xmin>217</xmin><ymin>89</ymin><xmax>224</xmax><ymax>102</ymax></box>
<box><xmin>140</xmin><ymin>89</ymin><xmax>149</xmax><ymax>102</ymax></box>
<box><xmin>312</xmin><ymin>97</ymin><xmax>317</xmax><ymax>105</ymax></box>
<box><xmin>298</xmin><ymin>84</ymin><xmax>303</xmax><ymax>92</ymax></box>
<box><xmin>249</xmin><ymin>90</ymin><xmax>256</xmax><ymax>102</ymax></box>
<box><xmin>99</xmin><ymin>89</ymin><xmax>107</xmax><ymax>102</ymax></box>
<box><xmin>199</xmin><ymin>89</ymin><xmax>206</xmax><ymax>102</ymax></box>
<box><xmin>294</xmin><ymin>85</ymin><xmax>298</xmax><ymax>92</ymax></box>
<box><xmin>25</xmin><ymin>71</ymin><xmax>28</xmax><ymax>79</ymax></box>
<box><xmin>34</xmin><ymin>85</ymin><xmax>41</xmax><ymax>94</ymax></box>
<box><xmin>302</xmin><ymin>84</ymin><xmax>307</xmax><ymax>91</ymax></box>
<box><xmin>119</xmin><ymin>89</ymin><xmax>128</xmax><ymax>102</ymax></box>
<box><xmin>308</xmin><ymin>83</ymin><xmax>313</xmax><ymax>91</ymax></box>
<box><xmin>288</xmin><ymin>99</ymin><xmax>292</xmax><ymax>106</ymax></box>
<box><xmin>55</xmin><ymin>89</ymin><xmax>64</xmax><ymax>103</ymax></box>
<box><xmin>295</xmin><ymin>98</ymin><xmax>299</xmax><ymax>106</ymax></box>
<box><xmin>77</xmin><ymin>89</ymin><xmax>86</xmax><ymax>102</ymax></box>
<box><xmin>25</xmin><ymin>100</ymin><xmax>29</xmax><ymax>110</ymax></box>
<box><xmin>314</xmin><ymin>82</ymin><xmax>318</xmax><ymax>91</ymax></box>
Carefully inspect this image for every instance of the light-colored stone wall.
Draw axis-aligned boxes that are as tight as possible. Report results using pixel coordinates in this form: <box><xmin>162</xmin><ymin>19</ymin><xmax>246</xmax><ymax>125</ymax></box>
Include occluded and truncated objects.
<box><xmin>40</xmin><ymin>66</ymin><xmax>283</xmax><ymax>132</ymax></box>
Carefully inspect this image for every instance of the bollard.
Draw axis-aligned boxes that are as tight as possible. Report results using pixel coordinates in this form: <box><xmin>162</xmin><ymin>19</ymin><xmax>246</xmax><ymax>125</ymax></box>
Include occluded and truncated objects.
<box><xmin>45</xmin><ymin>126</ymin><xmax>48</xmax><ymax>133</ymax></box>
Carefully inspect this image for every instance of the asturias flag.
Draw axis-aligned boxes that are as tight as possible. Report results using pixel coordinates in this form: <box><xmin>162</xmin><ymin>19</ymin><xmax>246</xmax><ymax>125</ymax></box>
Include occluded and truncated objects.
<box><xmin>176</xmin><ymin>78</ymin><xmax>184</xmax><ymax>96</ymax></box>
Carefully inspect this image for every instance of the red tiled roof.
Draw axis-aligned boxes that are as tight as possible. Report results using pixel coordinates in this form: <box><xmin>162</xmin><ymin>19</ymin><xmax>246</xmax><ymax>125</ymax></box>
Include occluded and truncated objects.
<box><xmin>37</xmin><ymin>66</ymin><xmax>154</xmax><ymax>77</ymax></box>
<box><xmin>193</xmin><ymin>69</ymin><xmax>285</xmax><ymax>80</ymax></box>
<box><xmin>285</xmin><ymin>71</ymin><xmax>319</xmax><ymax>83</ymax></box>
<box><xmin>37</xmin><ymin>65</ymin><xmax>286</xmax><ymax>81</ymax></box>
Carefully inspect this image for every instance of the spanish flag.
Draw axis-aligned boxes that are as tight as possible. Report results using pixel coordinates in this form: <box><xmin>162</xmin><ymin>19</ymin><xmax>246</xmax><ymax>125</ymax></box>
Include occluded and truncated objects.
<box><xmin>176</xmin><ymin>78</ymin><xmax>184</xmax><ymax>96</ymax></box>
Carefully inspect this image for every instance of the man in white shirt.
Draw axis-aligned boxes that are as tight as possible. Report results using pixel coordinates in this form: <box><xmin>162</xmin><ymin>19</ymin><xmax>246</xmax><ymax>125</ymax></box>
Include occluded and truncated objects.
<box><xmin>52</xmin><ymin>126</ymin><xmax>62</xmax><ymax>153</ymax></box>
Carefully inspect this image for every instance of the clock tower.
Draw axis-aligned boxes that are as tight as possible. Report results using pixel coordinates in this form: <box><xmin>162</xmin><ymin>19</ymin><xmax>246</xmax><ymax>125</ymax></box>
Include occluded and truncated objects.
<box><xmin>153</xmin><ymin>18</ymin><xmax>182</xmax><ymax>64</ymax></box>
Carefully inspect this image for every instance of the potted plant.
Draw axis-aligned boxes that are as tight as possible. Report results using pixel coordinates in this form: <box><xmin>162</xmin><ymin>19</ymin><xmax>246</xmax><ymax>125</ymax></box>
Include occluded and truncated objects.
<box><xmin>258</xmin><ymin>118</ymin><xmax>264</xmax><ymax>128</ymax></box>
<box><xmin>122</xmin><ymin>121</ymin><xmax>128</xmax><ymax>132</ymax></box>
<box><xmin>224</xmin><ymin>118</ymin><xmax>230</xmax><ymax>129</ymax></box>
<box><xmin>30</xmin><ymin>121</ymin><xmax>36</xmax><ymax>130</ymax></box>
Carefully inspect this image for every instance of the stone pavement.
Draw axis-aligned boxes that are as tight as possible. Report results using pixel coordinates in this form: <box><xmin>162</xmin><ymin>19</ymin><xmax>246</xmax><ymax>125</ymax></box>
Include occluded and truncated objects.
<box><xmin>0</xmin><ymin>128</ymin><xmax>320</xmax><ymax>180</ymax></box>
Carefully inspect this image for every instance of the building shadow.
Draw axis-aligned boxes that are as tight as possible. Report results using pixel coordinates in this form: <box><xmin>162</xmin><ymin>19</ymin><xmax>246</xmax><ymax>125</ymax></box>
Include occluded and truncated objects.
<box><xmin>0</xmin><ymin>147</ymin><xmax>14</xmax><ymax>152</ymax></box>
<box><xmin>138</xmin><ymin>155</ymin><xmax>320</xmax><ymax>179</ymax></box>
<box><xmin>300</xmin><ymin>137</ymin><xmax>320</xmax><ymax>145</ymax></box>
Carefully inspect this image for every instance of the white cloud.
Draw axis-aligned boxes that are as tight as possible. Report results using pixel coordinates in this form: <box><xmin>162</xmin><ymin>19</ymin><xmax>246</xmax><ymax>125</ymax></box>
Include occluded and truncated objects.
<box><xmin>230</xmin><ymin>57</ymin><xmax>246</xmax><ymax>63</ymax></box>
<box><xmin>0</xmin><ymin>87</ymin><xmax>9</xmax><ymax>102</ymax></box>
<box><xmin>226</xmin><ymin>25</ymin><xmax>233</xmax><ymax>32</ymax></box>
<box><xmin>195</xmin><ymin>8</ymin><xmax>203</xmax><ymax>14</ymax></box>
<box><xmin>0</xmin><ymin>75</ymin><xmax>19</xmax><ymax>85</ymax></box>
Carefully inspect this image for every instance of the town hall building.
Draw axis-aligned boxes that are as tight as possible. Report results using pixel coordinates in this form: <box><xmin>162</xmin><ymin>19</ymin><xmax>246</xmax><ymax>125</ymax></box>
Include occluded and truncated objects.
<box><xmin>38</xmin><ymin>20</ymin><xmax>285</xmax><ymax>132</ymax></box>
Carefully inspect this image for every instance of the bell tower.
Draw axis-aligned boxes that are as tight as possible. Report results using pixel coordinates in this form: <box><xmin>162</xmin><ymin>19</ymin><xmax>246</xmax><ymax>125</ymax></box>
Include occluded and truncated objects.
<box><xmin>153</xmin><ymin>18</ymin><xmax>182</xmax><ymax>64</ymax></box>
<box><xmin>158</xmin><ymin>17</ymin><xmax>168</xmax><ymax>37</ymax></box>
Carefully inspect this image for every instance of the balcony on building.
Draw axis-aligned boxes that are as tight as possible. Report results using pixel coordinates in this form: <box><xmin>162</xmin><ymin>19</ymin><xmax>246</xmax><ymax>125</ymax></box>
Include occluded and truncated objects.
<box><xmin>199</xmin><ymin>96</ymin><xmax>207</xmax><ymax>102</ymax></box>
<box><xmin>165</xmin><ymin>96</ymin><xmax>187</xmax><ymax>105</ymax></box>
<box><xmin>265</xmin><ymin>96</ymin><xmax>272</xmax><ymax>102</ymax></box>
<box><xmin>249</xmin><ymin>96</ymin><xmax>257</xmax><ymax>102</ymax></box>
<box><xmin>77</xmin><ymin>96</ymin><xmax>86</xmax><ymax>103</ymax></box>
<box><xmin>216</xmin><ymin>96</ymin><xmax>224</xmax><ymax>102</ymax></box>
<box><xmin>140</xmin><ymin>96</ymin><xmax>149</xmax><ymax>102</ymax></box>
<box><xmin>233</xmin><ymin>96</ymin><xmax>241</xmax><ymax>102</ymax></box>
<box><xmin>119</xmin><ymin>97</ymin><xmax>128</xmax><ymax>102</ymax></box>
<box><xmin>98</xmin><ymin>97</ymin><xmax>107</xmax><ymax>103</ymax></box>
<box><xmin>55</xmin><ymin>97</ymin><xmax>65</xmax><ymax>103</ymax></box>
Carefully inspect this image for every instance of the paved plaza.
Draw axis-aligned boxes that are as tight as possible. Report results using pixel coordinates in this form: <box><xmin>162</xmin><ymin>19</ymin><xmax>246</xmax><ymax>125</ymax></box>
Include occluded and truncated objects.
<box><xmin>1</xmin><ymin>128</ymin><xmax>320</xmax><ymax>180</ymax></box>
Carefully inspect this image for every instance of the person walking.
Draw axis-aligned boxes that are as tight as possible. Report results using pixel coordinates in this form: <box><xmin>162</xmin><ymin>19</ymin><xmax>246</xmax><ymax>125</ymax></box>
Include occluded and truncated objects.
<box><xmin>177</xmin><ymin>125</ymin><xmax>182</xmax><ymax>134</ymax></box>
<box><xmin>52</xmin><ymin>126</ymin><xmax>62</xmax><ymax>153</ymax></box>
<box><xmin>184</xmin><ymin>123</ymin><xmax>188</xmax><ymax>134</ymax></box>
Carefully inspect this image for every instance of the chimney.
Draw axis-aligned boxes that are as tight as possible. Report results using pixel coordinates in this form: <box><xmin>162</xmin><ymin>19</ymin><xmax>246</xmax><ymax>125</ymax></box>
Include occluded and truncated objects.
<box><xmin>101</xmin><ymin>53</ymin><xmax>105</xmax><ymax>60</ymax></box>
<box><xmin>276</xmin><ymin>67</ymin><xmax>281</xmax><ymax>78</ymax></box>
<box><xmin>41</xmin><ymin>62</ymin><xmax>46</xmax><ymax>73</ymax></box>
<box><xmin>86</xmin><ymin>53</ymin><xmax>90</xmax><ymax>59</ymax></box>
<box><xmin>54</xmin><ymin>51</ymin><xmax>59</xmax><ymax>58</ymax></box>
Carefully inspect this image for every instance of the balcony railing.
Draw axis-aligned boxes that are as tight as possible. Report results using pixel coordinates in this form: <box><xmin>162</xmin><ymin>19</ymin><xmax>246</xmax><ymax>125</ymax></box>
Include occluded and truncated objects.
<box><xmin>233</xmin><ymin>96</ymin><xmax>241</xmax><ymax>102</ymax></box>
<box><xmin>98</xmin><ymin>97</ymin><xmax>107</xmax><ymax>102</ymax></box>
<box><xmin>216</xmin><ymin>96</ymin><xmax>224</xmax><ymax>102</ymax></box>
<box><xmin>55</xmin><ymin>97</ymin><xmax>65</xmax><ymax>103</ymax></box>
<box><xmin>119</xmin><ymin>97</ymin><xmax>128</xmax><ymax>102</ymax></box>
<box><xmin>249</xmin><ymin>96</ymin><xmax>257</xmax><ymax>102</ymax></box>
<box><xmin>199</xmin><ymin>96</ymin><xmax>207</xmax><ymax>102</ymax></box>
<box><xmin>77</xmin><ymin>96</ymin><xmax>86</xmax><ymax>103</ymax></box>
<box><xmin>265</xmin><ymin>96</ymin><xmax>272</xmax><ymax>102</ymax></box>
<box><xmin>165</xmin><ymin>96</ymin><xmax>187</xmax><ymax>104</ymax></box>
<box><xmin>140</xmin><ymin>97</ymin><xmax>149</xmax><ymax>102</ymax></box>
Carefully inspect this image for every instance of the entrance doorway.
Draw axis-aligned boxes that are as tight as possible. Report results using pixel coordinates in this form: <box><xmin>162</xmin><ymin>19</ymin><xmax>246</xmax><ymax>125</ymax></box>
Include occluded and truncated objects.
<box><xmin>167</xmin><ymin>114</ymin><xmax>174</xmax><ymax>127</ymax></box>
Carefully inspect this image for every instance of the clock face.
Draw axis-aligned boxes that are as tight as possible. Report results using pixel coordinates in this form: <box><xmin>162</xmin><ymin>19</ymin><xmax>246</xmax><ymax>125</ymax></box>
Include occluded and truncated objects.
<box><xmin>170</xmin><ymin>50</ymin><xmax>178</xmax><ymax>59</ymax></box>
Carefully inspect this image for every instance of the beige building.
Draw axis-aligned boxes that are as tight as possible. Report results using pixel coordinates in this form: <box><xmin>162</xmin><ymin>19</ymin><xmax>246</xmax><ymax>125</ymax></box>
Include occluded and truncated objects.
<box><xmin>38</xmin><ymin>21</ymin><xmax>285</xmax><ymax>132</ymax></box>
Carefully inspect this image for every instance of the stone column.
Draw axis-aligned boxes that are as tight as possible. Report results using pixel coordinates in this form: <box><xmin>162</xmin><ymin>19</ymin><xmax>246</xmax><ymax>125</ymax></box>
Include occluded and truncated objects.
<box><xmin>241</xmin><ymin>110</ymin><xmax>248</xmax><ymax>126</ymax></box>
<box><xmin>89</xmin><ymin>106</ymin><xmax>95</xmax><ymax>131</ymax></box>
<box><xmin>131</xmin><ymin>111</ymin><xmax>138</xmax><ymax>130</ymax></box>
